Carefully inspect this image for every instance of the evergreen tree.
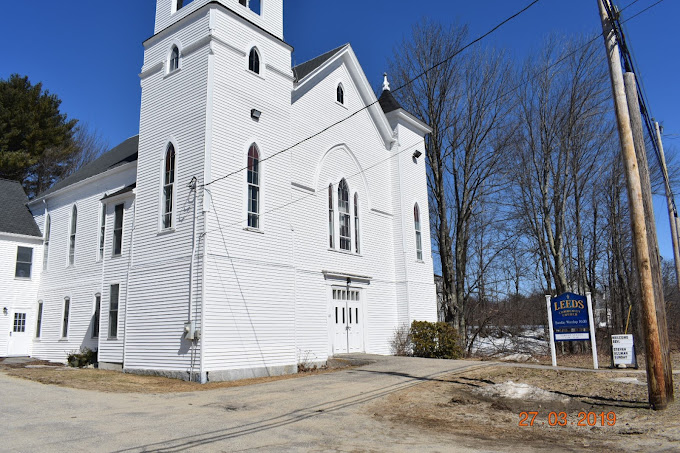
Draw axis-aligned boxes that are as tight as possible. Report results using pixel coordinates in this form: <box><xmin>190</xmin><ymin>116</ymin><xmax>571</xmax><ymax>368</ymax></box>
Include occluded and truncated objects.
<box><xmin>0</xmin><ymin>74</ymin><xmax>78</xmax><ymax>197</ymax></box>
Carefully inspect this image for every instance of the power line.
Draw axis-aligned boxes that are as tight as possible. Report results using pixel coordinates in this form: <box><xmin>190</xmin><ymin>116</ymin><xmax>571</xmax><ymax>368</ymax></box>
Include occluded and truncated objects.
<box><xmin>202</xmin><ymin>0</ymin><xmax>544</xmax><ymax>188</ymax></box>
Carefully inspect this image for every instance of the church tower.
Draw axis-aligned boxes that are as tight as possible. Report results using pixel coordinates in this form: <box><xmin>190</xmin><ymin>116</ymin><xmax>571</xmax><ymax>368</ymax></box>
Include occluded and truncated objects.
<box><xmin>126</xmin><ymin>0</ymin><xmax>294</xmax><ymax>381</ymax></box>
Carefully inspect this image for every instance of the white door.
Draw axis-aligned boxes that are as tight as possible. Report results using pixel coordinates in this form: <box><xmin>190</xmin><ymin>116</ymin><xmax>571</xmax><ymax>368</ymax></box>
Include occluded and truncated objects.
<box><xmin>331</xmin><ymin>288</ymin><xmax>363</xmax><ymax>354</ymax></box>
<box><xmin>8</xmin><ymin>311</ymin><xmax>31</xmax><ymax>356</ymax></box>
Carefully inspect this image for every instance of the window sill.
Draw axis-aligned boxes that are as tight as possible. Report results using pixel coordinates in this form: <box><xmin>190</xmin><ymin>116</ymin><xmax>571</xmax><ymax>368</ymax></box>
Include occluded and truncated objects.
<box><xmin>416</xmin><ymin>259</ymin><xmax>425</xmax><ymax>264</ymax></box>
<box><xmin>243</xmin><ymin>227</ymin><xmax>264</xmax><ymax>234</ymax></box>
<box><xmin>164</xmin><ymin>68</ymin><xmax>181</xmax><ymax>79</ymax></box>
<box><xmin>14</xmin><ymin>277</ymin><xmax>32</xmax><ymax>281</ymax></box>
<box><xmin>33</xmin><ymin>339</ymin><xmax>41</xmax><ymax>343</ymax></box>
<box><xmin>58</xmin><ymin>338</ymin><xmax>69</xmax><ymax>342</ymax></box>
<box><xmin>246</xmin><ymin>69</ymin><xmax>265</xmax><ymax>81</ymax></box>
<box><xmin>107</xmin><ymin>337</ymin><xmax>118</xmax><ymax>341</ymax></box>
<box><xmin>328</xmin><ymin>248</ymin><xmax>361</xmax><ymax>257</ymax></box>
<box><xmin>111</xmin><ymin>254</ymin><xmax>123</xmax><ymax>259</ymax></box>
<box><xmin>158</xmin><ymin>228</ymin><xmax>176</xmax><ymax>236</ymax></box>
<box><xmin>335</xmin><ymin>101</ymin><xmax>348</xmax><ymax>109</ymax></box>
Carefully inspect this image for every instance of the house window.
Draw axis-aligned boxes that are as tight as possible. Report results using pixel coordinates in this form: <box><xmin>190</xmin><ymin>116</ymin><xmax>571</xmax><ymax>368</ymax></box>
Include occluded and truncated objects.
<box><xmin>176</xmin><ymin>0</ymin><xmax>194</xmax><ymax>11</ymax></box>
<box><xmin>163</xmin><ymin>144</ymin><xmax>176</xmax><ymax>229</ymax></box>
<box><xmin>15</xmin><ymin>246</ymin><xmax>33</xmax><ymax>279</ymax></box>
<box><xmin>109</xmin><ymin>284</ymin><xmax>119</xmax><ymax>338</ymax></box>
<box><xmin>337</xmin><ymin>84</ymin><xmax>344</xmax><ymax>104</ymax></box>
<box><xmin>36</xmin><ymin>301</ymin><xmax>43</xmax><ymax>338</ymax></box>
<box><xmin>69</xmin><ymin>205</ymin><xmax>77</xmax><ymax>266</ymax></box>
<box><xmin>62</xmin><ymin>297</ymin><xmax>70</xmax><ymax>338</ymax></box>
<box><xmin>13</xmin><ymin>313</ymin><xmax>26</xmax><ymax>333</ymax></box>
<box><xmin>239</xmin><ymin>0</ymin><xmax>261</xmax><ymax>14</ymax></box>
<box><xmin>113</xmin><ymin>204</ymin><xmax>124</xmax><ymax>256</ymax></box>
<box><xmin>354</xmin><ymin>193</ymin><xmax>360</xmax><ymax>254</ymax></box>
<box><xmin>414</xmin><ymin>204</ymin><xmax>423</xmax><ymax>261</ymax></box>
<box><xmin>92</xmin><ymin>294</ymin><xmax>101</xmax><ymax>339</ymax></box>
<box><xmin>328</xmin><ymin>184</ymin><xmax>334</xmax><ymax>248</ymax></box>
<box><xmin>43</xmin><ymin>215</ymin><xmax>50</xmax><ymax>270</ymax></box>
<box><xmin>99</xmin><ymin>204</ymin><xmax>106</xmax><ymax>260</ymax></box>
<box><xmin>338</xmin><ymin>179</ymin><xmax>350</xmax><ymax>251</ymax></box>
<box><xmin>249</xmin><ymin>48</ymin><xmax>260</xmax><ymax>74</ymax></box>
<box><xmin>247</xmin><ymin>144</ymin><xmax>260</xmax><ymax>229</ymax></box>
<box><xmin>169</xmin><ymin>45</ymin><xmax>180</xmax><ymax>72</ymax></box>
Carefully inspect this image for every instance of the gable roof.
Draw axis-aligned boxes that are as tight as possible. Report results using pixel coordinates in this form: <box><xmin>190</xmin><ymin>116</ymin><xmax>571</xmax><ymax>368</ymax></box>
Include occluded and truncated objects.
<box><xmin>293</xmin><ymin>44</ymin><xmax>348</xmax><ymax>83</ymax></box>
<box><xmin>35</xmin><ymin>135</ymin><xmax>139</xmax><ymax>201</ymax></box>
<box><xmin>0</xmin><ymin>179</ymin><xmax>42</xmax><ymax>237</ymax></box>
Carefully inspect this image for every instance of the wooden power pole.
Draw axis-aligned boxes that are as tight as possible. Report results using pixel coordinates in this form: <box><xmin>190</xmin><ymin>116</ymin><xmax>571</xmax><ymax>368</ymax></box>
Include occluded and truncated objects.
<box><xmin>597</xmin><ymin>0</ymin><xmax>667</xmax><ymax>410</ymax></box>
<box><xmin>655</xmin><ymin>121</ymin><xmax>680</xmax><ymax>294</ymax></box>
<box><xmin>624</xmin><ymin>73</ymin><xmax>674</xmax><ymax>403</ymax></box>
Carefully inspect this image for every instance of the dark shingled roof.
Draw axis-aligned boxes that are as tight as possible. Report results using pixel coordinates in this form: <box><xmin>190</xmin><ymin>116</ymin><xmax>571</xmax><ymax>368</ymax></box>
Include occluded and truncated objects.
<box><xmin>378</xmin><ymin>88</ymin><xmax>403</xmax><ymax>114</ymax></box>
<box><xmin>102</xmin><ymin>183</ymin><xmax>136</xmax><ymax>200</ymax></box>
<box><xmin>37</xmin><ymin>135</ymin><xmax>139</xmax><ymax>199</ymax></box>
<box><xmin>293</xmin><ymin>44</ymin><xmax>348</xmax><ymax>82</ymax></box>
<box><xmin>0</xmin><ymin>179</ymin><xmax>42</xmax><ymax>237</ymax></box>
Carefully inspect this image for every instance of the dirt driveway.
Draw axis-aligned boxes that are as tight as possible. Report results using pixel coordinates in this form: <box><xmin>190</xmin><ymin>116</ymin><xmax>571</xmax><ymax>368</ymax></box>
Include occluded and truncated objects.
<box><xmin>0</xmin><ymin>355</ymin><xmax>507</xmax><ymax>453</ymax></box>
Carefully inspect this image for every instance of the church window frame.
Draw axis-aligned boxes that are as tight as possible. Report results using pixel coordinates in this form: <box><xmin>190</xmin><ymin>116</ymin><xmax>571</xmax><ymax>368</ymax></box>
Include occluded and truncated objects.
<box><xmin>414</xmin><ymin>203</ymin><xmax>423</xmax><ymax>261</ymax></box>
<box><xmin>248</xmin><ymin>47</ymin><xmax>261</xmax><ymax>75</ymax></box>
<box><xmin>68</xmin><ymin>205</ymin><xmax>77</xmax><ymax>266</ymax></box>
<box><xmin>246</xmin><ymin>143</ymin><xmax>261</xmax><ymax>230</ymax></box>
<box><xmin>338</xmin><ymin>179</ymin><xmax>351</xmax><ymax>251</ymax></box>
<box><xmin>43</xmin><ymin>214</ymin><xmax>51</xmax><ymax>270</ymax></box>
<box><xmin>328</xmin><ymin>184</ymin><xmax>335</xmax><ymax>248</ymax></box>
<box><xmin>354</xmin><ymin>193</ymin><xmax>360</xmax><ymax>254</ymax></box>
<box><xmin>336</xmin><ymin>83</ymin><xmax>345</xmax><ymax>105</ymax></box>
<box><xmin>161</xmin><ymin>143</ymin><xmax>177</xmax><ymax>231</ymax></box>
<box><xmin>167</xmin><ymin>44</ymin><xmax>181</xmax><ymax>74</ymax></box>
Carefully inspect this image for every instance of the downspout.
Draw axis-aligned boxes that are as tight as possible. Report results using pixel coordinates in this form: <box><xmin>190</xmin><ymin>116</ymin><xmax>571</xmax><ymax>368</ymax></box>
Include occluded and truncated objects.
<box><xmin>122</xmin><ymin>193</ymin><xmax>136</xmax><ymax>370</ymax></box>
<box><xmin>395</xmin><ymin>129</ymin><xmax>412</xmax><ymax>325</ymax></box>
<box><xmin>187</xmin><ymin>176</ymin><xmax>198</xmax><ymax>381</ymax></box>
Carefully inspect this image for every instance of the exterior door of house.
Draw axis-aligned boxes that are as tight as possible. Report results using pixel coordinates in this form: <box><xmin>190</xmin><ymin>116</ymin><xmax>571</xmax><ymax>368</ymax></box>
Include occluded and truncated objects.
<box><xmin>331</xmin><ymin>288</ymin><xmax>363</xmax><ymax>354</ymax></box>
<box><xmin>7</xmin><ymin>311</ymin><xmax>30</xmax><ymax>356</ymax></box>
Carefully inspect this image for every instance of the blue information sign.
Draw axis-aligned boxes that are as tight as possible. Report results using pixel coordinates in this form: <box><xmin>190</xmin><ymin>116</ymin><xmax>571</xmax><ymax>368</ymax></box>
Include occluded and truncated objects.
<box><xmin>550</xmin><ymin>292</ymin><xmax>589</xmax><ymax>329</ymax></box>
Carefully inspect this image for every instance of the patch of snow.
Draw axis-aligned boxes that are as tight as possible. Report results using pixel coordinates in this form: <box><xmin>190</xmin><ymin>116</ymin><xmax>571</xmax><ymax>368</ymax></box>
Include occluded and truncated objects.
<box><xmin>611</xmin><ymin>377</ymin><xmax>646</xmax><ymax>386</ymax></box>
<box><xmin>474</xmin><ymin>381</ymin><xmax>570</xmax><ymax>403</ymax></box>
<box><xmin>499</xmin><ymin>353</ymin><xmax>538</xmax><ymax>363</ymax></box>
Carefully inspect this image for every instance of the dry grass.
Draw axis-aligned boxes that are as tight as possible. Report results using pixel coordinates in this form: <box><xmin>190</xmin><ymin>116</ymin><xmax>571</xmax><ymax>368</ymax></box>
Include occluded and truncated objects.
<box><xmin>0</xmin><ymin>359</ymin><xmax>346</xmax><ymax>393</ymax></box>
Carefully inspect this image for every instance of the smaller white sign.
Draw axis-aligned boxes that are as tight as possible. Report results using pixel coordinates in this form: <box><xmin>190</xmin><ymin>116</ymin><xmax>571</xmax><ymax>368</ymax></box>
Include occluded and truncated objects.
<box><xmin>612</xmin><ymin>334</ymin><xmax>635</xmax><ymax>366</ymax></box>
<box><xmin>555</xmin><ymin>332</ymin><xmax>590</xmax><ymax>341</ymax></box>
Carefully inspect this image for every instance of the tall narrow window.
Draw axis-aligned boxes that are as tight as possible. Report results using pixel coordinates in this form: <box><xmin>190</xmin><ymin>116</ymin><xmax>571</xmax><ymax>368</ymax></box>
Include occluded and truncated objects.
<box><xmin>249</xmin><ymin>48</ymin><xmax>260</xmax><ymax>74</ymax></box>
<box><xmin>163</xmin><ymin>144</ymin><xmax>176</xmax><ymax>229</ymax></box>
<box><xmin>99</xmin><ymin>204</ymin><xmax>106</xmax><ymax>260</ymax></box>
<box><xmin>337</xmin><ymin>84</ymin><xmax>345</xmax><ymax>104</ymax></box>
<box><xmin>328</xmin><ymin>184</ymin><xmax>334</xmax><ymax>248</ymax></box>
<box><xmin>69</xmin><ymin>205</ymin><xmax>77</xmax><ymax>265</ymax></box>
<box><xmin>43</xmin><ymin>215</ymin><xmax>50</xmax><ymax>270</ymax></box>
<box><xmin>414</xmin><ymin>204</ymin><xmax>423</xmax><ymax>261</ymax></box>
<box><xmin>15</xmin><ymin>246</ymin><xmax>33</xmax><ymax>279</ymax></box>
<box><xmin>62</xmin><ymin>297</ymin><xmax>70</xmax><ymax>338</ymax></box>
<box><xmin>36</xmin><ymin>301</ymin><xmax>43</xmax><ymax>338</ymax></box>
<box><xmin>247</xmin><ymin>144</ymin><xmax>260</xmax><ymax>229</ymax></box>
<box><xmin>113</xmin><ymin>204</ymin><xmax>124</xmax><ymax>256</ymax></box>
<box><xmin>170</xmin><ymin>45</ymin><xmax>180</xmax><ymax>72</ymax></box>
<box><xmin>92</xmin><ymin>294</ymin><xmax>101</xmax><ymax>339</ymax></box>
<box><xmin>338</xmin><ymin>179</ymin><xmax>350</xmax><ymax>251</ymax></box>
<box><xmin>109</xmin><ymin>284</ymin><xmax>119</xmax><ymax>338</ymax></box>
<box><xmin>354</xmin><ymin>193</ymin><xmax>360</xmax><ymax>254</ymax></box>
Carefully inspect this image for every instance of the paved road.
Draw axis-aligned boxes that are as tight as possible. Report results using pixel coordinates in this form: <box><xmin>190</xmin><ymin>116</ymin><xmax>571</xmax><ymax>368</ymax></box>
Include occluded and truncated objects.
<box><xmin>0</xmin><ymin>355</ymin><xmax>522</xmax><ymax>452</ymax></box>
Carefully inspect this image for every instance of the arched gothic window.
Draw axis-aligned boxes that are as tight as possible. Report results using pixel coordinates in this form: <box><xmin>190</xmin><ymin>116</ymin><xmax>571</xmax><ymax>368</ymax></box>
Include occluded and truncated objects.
<box><xmin>337</xmin><ymin>84</ymin><xmax>344</xmax><ymax>104</ymax></box>
<box><xmin>249</xmin><ymin>48</ymin><xmax>260</xmax><ymax>74</ymax></box>
<box><xmin>328</xmin><ymin>184</ymin><xmax>334</xmax><ymax>248</ymax></box>
<box><xmin>414</xmin><ymin>204</ymin><xmax>423</xmax><ymax>261</ymax></box>
<box><xmin>170</xmin><ymin>45</ymin><xmax>180</xmax><ymax>72</ymax></box>
<box><xmin>69</xmin><ymin>206</ymin><xmax>77</xmax><ymax>266</ymax></box>
<box><xmin>163</xmin><ymin>144</ymin><xmax>176</xmax><ymax>229</ymax></box>
<box><xmin>338</xmin><ymin>179</ymin><xmax>350</xmax><ymax>251</ymax></box>
<box><xmin>247</xmin><ymin>144</ymin><xmax>260</xmax><ymax>229</ymax></box>
<box><xmin>354</xmin><ymin>193</ymin><xmax>360</xmax><ymax>254</ymax></box>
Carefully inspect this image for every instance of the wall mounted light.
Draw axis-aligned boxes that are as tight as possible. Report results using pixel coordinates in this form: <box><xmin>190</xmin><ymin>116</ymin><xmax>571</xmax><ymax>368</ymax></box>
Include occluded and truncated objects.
<box><xmin>2</xmin><ymin>307</ymin><xmax>7</xmax><ymax>315</ymax></box>
<box><xmin>413</xmin><ymin>150</ymin><xmax>423</xmax><ymax>159</ymax></box>
<box><xmin>251</xmin><ymin>109</ymin><xmax>261</xmax><ymax>120</ymax></box>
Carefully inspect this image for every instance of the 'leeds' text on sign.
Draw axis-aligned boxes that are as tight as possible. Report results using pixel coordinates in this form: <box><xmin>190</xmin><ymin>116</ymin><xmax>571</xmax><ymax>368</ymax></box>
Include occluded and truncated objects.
<box><xmin>551</xmin><ymin>292</ymin><xmax>589</xmax><ymax>328</ymax></box>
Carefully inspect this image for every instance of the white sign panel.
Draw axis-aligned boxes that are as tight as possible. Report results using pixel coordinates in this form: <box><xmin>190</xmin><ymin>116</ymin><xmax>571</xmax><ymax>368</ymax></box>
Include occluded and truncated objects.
<box><xmin>612</xmin><ymin>334</ymin><xmax>636</xmax><ymax>366</ymax></box>
<box><xmin>555</xmin><ymin>332</ymin><xmax>590</xmax><ymax>341</ymax></box>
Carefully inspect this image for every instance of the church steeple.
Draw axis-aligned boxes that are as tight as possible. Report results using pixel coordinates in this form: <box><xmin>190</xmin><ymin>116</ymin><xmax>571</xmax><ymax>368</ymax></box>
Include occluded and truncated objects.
<box><xmin>378</xmin><ymin>73</ymin><xmax>403</xmax><ymax>114</ymax></box>
<box><xmin>154</xmin><ymin>0</ymin><xmax>284</xmax><ymax>40</ymax></box>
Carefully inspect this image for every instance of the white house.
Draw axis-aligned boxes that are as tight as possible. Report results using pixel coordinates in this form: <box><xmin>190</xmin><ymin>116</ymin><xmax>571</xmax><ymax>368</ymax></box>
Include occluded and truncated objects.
<box><xmin>6</xmin><ymin>0</ymin><xmax>437</xmax><ymax>382</ymax></box>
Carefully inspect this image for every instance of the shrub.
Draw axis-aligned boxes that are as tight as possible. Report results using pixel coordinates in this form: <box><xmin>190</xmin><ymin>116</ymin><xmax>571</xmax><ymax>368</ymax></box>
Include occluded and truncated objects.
<box><xmin>67</xmin><ymin>347</ymin><xmax>98</xmax><ymax>368</ymax></box>
<box><xmin>410</xmin><ymin>321</ymin><xmax>462</xmax><ymax>359</ymax></box>
<box><xmin>390</xmin><ymin>324</ymin><xmax>412</xmax><ymax>356</ymax></box>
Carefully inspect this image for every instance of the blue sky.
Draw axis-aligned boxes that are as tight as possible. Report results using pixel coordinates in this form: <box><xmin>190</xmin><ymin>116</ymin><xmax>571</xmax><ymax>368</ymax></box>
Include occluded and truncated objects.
<box><xmin>1</xmin><ymin>0</ymin><xmax>678</xmax><ymax>258</ymax></box>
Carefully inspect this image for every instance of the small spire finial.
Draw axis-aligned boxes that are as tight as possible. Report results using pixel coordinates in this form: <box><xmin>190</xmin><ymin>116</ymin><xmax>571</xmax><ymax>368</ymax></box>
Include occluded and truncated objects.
<box><xmin>382</xmin><ymin>73</ymin><xmax>390</xmax><ymax>91</ymax></box>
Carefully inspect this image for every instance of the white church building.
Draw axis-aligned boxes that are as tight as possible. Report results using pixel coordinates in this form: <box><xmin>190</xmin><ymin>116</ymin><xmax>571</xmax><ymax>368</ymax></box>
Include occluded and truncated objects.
<box><xmin>1</xmin><ymin>0</ymin><xmax>437</xmax><ymax>382</ymax></box>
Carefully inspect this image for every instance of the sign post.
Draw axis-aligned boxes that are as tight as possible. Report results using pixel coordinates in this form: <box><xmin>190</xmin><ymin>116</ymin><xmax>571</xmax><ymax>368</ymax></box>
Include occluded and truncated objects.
<box><xmin>546</xmin><ymin>292</ymin><xmax>598</xmax><ymax>370</ymax></box>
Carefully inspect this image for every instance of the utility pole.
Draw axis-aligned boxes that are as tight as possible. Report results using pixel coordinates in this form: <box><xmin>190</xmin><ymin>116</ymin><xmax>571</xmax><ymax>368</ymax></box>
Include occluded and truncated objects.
<box><xmin>624</xmin><ymin>73</ymin><xmax>674</xmax><ymax>403</ymax></box>
<box><xmin>597</xmin><ymin>0</ymin><xmax>667</xmax><ymax>409</ymax></box>
<box><xmin>655</xmin><ymin>121</ymin><xmax>680</xmax><ymax>293</ymax></box>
